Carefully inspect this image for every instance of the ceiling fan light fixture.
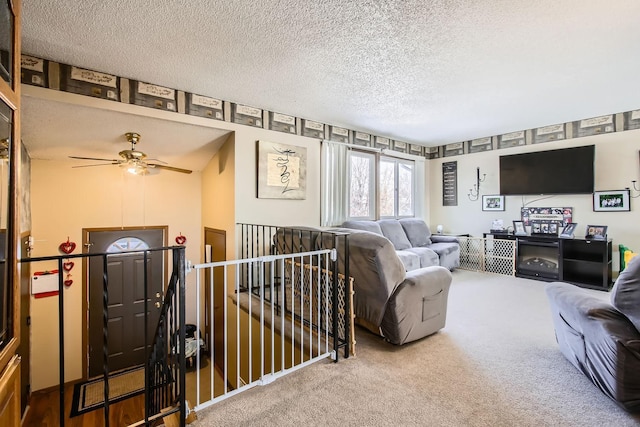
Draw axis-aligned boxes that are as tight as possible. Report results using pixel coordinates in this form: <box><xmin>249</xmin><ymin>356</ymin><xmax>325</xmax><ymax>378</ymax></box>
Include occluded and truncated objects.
<box><xmin>69</xmin><ymin>132</ymin><xmax>192</xmax><ymax>174</ymax></box>
<box><xmin>122</xmin><ymin>160</ymin><xmax>147</xmax><ymax>175</ymax></box>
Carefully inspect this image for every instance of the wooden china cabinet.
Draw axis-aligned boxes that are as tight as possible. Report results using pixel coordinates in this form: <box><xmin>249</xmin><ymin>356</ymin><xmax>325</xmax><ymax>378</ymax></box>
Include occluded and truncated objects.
<box><xmin>0</xmin><ymin>0</ymin><xmax>21</xmax><ymax>425</ymax></box>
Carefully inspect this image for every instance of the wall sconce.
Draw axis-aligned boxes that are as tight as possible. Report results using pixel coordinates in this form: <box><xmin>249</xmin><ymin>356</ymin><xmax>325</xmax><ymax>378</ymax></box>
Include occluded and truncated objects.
<box><xmin>468</xmin><ymin>167</ymin><xmax>486</xmax><ymax>201</ymax></box>
<box><xmin>631</xmin><ymin>180</ymin><xmax>640</xmax><ymax>198</ymax></box>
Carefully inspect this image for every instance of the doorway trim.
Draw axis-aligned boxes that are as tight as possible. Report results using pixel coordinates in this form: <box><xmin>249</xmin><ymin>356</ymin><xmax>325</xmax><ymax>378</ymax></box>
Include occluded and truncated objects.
<box><xmin>81</xmin><ymin>225</ymin><xmax>168</xmax><ymax>380</ymax></box>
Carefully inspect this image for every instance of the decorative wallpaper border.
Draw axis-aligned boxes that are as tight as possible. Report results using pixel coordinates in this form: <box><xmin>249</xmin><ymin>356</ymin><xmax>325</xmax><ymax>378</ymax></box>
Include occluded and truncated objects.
<box><xmin>20</xmin><ymin>54</ymin><xmax>640</xmax><ymax>161</ymax></box>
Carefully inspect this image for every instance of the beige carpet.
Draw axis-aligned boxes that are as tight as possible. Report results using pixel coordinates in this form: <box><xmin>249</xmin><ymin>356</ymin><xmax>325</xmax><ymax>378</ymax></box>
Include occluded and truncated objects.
<box><xmin>188</xmin><ymin>270</ymin><xmax>640</xmax><ymax>426</ymax></box>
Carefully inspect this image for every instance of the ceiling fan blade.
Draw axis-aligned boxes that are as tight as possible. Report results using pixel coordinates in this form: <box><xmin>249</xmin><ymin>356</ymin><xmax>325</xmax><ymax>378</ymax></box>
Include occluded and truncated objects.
<box><xmin>72</xmin><ymin>163</ymin><xmax>119</xmax><ymax>168</ymax></box>
<box><xmin>69</xmin><ymin>155</ymin><xmax>121</xmax><ymax>162</ymax></box>
<box><xmin>147</xmin><ymin>163</ymin><xmax>193</xmax><ymax>174</ymax></box>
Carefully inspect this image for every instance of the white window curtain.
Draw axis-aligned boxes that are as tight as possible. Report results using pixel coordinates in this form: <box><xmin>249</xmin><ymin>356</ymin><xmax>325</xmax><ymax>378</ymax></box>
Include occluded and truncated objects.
<box><xmin>321</xmin><ymin>140</ymin><xmax>349</xmax><ymax>227</ymax></box>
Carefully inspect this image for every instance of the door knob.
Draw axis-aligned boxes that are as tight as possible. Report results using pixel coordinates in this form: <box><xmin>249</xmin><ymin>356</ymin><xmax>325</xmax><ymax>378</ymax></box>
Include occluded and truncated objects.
<box><xmin>155</xmin><ymin>302</ymin><xmax>161</xmax><ymax>308</ymax></box>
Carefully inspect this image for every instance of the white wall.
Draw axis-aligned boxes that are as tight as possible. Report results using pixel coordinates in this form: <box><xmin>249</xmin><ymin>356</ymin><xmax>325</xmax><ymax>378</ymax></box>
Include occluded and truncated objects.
<box><xmin>233</xmin><ymin>128</ymin><xmax>321</xmax><ymax>228</ymax></box>
<box><xmin>29</xmin><ymin>159</ymin><xmax>202</xmax><ymax>390</ymax></box>
<box><xmin>429</xmin><ymin>129</ymin><xmax>640</xmax><ymax>270</ymax></box>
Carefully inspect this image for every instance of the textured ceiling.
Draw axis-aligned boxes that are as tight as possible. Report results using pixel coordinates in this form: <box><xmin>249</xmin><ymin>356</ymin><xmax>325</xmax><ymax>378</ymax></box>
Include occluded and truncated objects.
<box><xmin>19</xmin><ymin>0</ymin><xmax>640</xmax><ymax>164</ymax></box>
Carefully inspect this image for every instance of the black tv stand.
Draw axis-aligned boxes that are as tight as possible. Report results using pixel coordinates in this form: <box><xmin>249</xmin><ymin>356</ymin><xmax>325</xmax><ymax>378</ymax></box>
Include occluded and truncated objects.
<box><xmin>484</xmin><ymin>233</ymin><xmax>612</xmax><ymax>290</ymax></box>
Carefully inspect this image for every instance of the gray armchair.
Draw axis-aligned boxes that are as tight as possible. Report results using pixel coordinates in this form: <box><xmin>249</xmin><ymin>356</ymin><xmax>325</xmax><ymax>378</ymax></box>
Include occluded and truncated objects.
<box><xmin>545</xmin><ymin>256</ymin><xmax>640</xmax><ymax>412</ymax></box>
<box><xmin>328</xmin><ymin>228</ymin><xmax>452</xmax><ymax>345</ymax></box>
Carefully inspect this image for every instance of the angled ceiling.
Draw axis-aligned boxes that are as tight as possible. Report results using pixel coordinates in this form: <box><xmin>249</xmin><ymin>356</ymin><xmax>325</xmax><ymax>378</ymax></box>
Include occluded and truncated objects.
<box><xmin>19</xmin><ymin>0</ymin><xmax>640</xmax><ymax>164</ymax></box>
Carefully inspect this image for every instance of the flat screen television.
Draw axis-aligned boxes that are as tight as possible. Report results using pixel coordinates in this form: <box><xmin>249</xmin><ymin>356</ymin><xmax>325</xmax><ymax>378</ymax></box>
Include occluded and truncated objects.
<box><xmin>499</xmin><ymin>145</ymin><xmax>595</xmax><ymax>195</ymax></box>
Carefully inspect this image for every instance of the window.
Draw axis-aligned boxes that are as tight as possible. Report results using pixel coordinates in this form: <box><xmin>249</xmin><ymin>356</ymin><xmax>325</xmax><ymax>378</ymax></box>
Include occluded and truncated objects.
<box><xmin>348</xmin><ymin>151</ymin><xmax>415</xmax><ymax>219</ymax></box>
<box><xmin>107</xmin><ymin>237</ymin><xmax>149</xmax><ymax>253</ymax></box>
<box><xmin>348</xmin><ymin>151</ymin><xmax>375</xmax><ymax>218</ymax></box>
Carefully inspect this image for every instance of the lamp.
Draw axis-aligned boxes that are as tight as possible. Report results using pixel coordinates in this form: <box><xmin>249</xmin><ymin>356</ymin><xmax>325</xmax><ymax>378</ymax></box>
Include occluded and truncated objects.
<box><xmin>467</xmin><ymin>167</ymin><xmax>486</xmax><ymax>201</ymax></box>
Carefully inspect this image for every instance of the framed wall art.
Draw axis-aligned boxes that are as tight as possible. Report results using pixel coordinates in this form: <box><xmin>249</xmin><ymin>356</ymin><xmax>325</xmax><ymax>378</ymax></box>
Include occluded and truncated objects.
<box><xmin>593</xmin><ymin>189</ymin><xmax>630</xmax><ymax>212</ymax></box>
<box><xmin>482</xmin><ymin>195</ymin><xmax>504</xmax><ymax>211</ymax></box>
<box><xmin>257</xmin><ymin>140</ymin><xmax>307</xmax><ymax>199</ymax></box>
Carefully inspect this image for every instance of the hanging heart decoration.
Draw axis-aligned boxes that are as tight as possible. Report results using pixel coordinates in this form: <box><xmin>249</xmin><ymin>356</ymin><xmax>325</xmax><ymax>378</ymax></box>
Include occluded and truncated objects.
<box><xmin>64</xmin><ymin>276</ymin><xmax>73</xmax><ymax>287</ymax></box>
<box><xmin>59</xmin><ymin>237</ymin><xmax>76</xmax><ymax>254</ymax></box>
<box><xmin>63</xmin><ymin>261</ymin><xmax>74</xmax><ymax>272</ymax></box>
<box><xmin>175</xmin><ymin>233</ymin><xmax>187</xmax><ymax>245</ymax></box>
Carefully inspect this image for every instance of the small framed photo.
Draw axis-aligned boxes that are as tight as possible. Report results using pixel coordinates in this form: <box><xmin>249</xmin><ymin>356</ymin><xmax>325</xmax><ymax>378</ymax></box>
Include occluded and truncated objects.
<box><xmin>593</xmin><ymin>189</ymin><xmax>630</xmax><ymax>212</ymax></box>
<box><xmin>513</xmin><ymin>220</ymin><xmax>527</xmax><ymax>236</ymax></box>
<box><xmin>482</xmin><ymin>195</ymin><xmax>505</xmax><ymax>211</ymax></box>
<box><xmin>559</xmin><ymin>223</ymin><xmax>578</xmax><ymax>239</ymax></box>
<box><xmin>586</xmin><ymin>225</ymin><xmax>608</xmax><ymax>240</ymax></box>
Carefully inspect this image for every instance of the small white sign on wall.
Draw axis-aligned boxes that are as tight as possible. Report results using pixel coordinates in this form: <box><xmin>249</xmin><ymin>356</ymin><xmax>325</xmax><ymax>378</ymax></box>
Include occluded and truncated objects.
<box><xmin>31</xmin><ymin>272</ymin><xmax>59</xmax><ymax>297</ymax></box>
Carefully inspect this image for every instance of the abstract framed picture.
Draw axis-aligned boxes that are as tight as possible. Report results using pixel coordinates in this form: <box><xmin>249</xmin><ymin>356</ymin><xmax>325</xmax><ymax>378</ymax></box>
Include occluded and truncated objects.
<box><xmin>593</xmin><ymin>189</ymin><xmax>630</xmax><ymax>212</ymax></box>
<box><xmin>482</xmin><ymin>195</ymin><xmax>504</xmax><ymax>211</ymax></box>
<box><xmin>257</xmin><ymin>140</ymin><xmax>307</xmax><ymax>199</ymax></box>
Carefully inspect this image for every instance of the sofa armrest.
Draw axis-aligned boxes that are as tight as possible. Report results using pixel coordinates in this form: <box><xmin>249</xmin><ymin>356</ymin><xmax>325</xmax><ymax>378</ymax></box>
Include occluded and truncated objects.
<box><xmin>381</xmin><ymin>266</ymin><xmax>452</xmax><ymax>345</ymax></box>
<box><xmin>430</xmin><ymin>235</ymin><xmax>459</xmax><ymax>244</ymax></box>
<box><xmin>545</xmin><ymin>282</ymin><xmax>616</xmax><ymax>333</ymax></box>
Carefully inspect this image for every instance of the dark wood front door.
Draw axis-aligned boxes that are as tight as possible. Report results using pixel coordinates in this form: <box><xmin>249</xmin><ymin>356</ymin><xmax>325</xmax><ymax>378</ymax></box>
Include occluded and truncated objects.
<box><xmin>86</xmin><ymin>228</ymin><xmax>165</xmax><ymax>377</ymax></box>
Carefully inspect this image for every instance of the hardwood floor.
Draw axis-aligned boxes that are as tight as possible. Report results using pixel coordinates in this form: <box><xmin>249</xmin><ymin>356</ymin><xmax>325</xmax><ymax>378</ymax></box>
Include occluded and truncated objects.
<box><xmin>22</xmin><ymin>383</ymin><xmax>146</xmax><ymax>427</ymax></box>
<box><xmin>22</xmin><ymin>357</ymin><xmax>225</xmax><ymax>426</ymax></box>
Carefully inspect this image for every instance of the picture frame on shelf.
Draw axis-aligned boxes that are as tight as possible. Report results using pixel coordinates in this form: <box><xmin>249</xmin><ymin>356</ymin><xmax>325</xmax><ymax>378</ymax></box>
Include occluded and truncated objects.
<box><xmin>586</xmin><ymin>225</ymin><xmax>608</xmax><ymax>240</ymax></box>
<box><xmin>593</xmin><ymin>189</ymin><xmax>630</xmax><ymax>212</ymax></box>
<box><xmin>482</xmin><ymin>195</ymin><xmax>504</xmax><ymax>211</ymax></box>
<box><xmin>513</xmin><ymin>220</ymin><xmax>527</xmax><ymax>236</ymax></box>
<box><xmin>559</xmin><ymin>223</ymin><xmax>578</xmax><ymax>239</ymax></box>
<box><xmin>531</xmin><ymin>221</ymin><xmax>558</xmax><ymax>236</ymax></box>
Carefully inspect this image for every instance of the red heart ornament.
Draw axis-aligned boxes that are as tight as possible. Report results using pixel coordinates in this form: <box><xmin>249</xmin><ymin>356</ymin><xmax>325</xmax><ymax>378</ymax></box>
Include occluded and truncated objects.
<box><xmin>63</xmin><ymin>261</ymin><xmax>74</xmax><ymax>272</ymax></box>
<box><xmin>175</xmin><ymin>235</ymin><xmax>187</xmax><ymax>245</ymax></box>
<box><xmin>64</xmin><ymin>279</ymin><xmax>73</xmax><ymax>287</ymax></box>
<box><xmin>59</xmin><ymin>241</ymin><xmax>76</xmax><ymax>254</ymax></box>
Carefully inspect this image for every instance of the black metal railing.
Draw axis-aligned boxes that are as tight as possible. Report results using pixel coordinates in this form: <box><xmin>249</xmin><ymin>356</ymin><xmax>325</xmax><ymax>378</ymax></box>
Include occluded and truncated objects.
<box><xmin>237</xmin><ymin>224</ymin><xmax>351</xmax><ymax>359</ymax></box>
<box><xmin>21</xmin><ymin>245</ymin><xmax>186</xmax><ymax>427</ymax></box>
<box><xmin>142</xmin><ymin>246</ymin><xmax>186</xmax><ymax>426</ymax></box>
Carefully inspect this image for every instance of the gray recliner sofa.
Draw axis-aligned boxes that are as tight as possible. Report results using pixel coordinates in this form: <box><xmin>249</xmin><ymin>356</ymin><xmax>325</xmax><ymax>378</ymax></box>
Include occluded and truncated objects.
<box><xmin>326</xmin><ymin>228</ymin><xmax>452</xmax><ymax>345</ymax></box>
<box><xmin>273</xmin><ymin>225</ymin><xmax>453</xmax><ymax>345</ymax></box>
<box><xmin>341</xmin><ymin>218</ymin><xmax>460</xmax><ymax>271</ymax></box>
<box><xmin>545</xmin><ymin>255</ymin><xmax>640</xmax><ymax>412</ymax></box>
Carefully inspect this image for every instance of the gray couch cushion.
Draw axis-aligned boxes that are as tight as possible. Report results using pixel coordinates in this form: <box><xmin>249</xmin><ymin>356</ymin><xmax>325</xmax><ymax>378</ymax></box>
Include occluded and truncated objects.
<box><xmin>341</xmin><ymin>220</ymin><xmax>383</xmax><ymax>236</ymax></box>
<box><xmin>611</xmin><ymin>255</ymin><xmax>640</xmax><ymax>331</ymax></box>
<box><xmin>405</xmin><ymin>247</ymin><xmax>440</xmax><ymax>268</ymax></box>
<box><xmin>378</xmin><ymin>219</ymin><xmax>412</xmax><ymax>250</ymax></box>
<box><xmin>395</xmin><ymin>250</ymin><xmax>421</xmax><ymax>271</ymax></box>
<box><xmin>399</xmin><ymin>218</ymin><xmax>432</xmax><ymax>246</ymax></box>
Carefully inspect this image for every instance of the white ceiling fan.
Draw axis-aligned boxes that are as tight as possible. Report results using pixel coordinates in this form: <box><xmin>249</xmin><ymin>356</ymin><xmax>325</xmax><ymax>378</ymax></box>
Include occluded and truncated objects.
<box><xmin>69</xmin><ymin>132</ymin><xmax>193</xmax><ymax>174</ymax></box>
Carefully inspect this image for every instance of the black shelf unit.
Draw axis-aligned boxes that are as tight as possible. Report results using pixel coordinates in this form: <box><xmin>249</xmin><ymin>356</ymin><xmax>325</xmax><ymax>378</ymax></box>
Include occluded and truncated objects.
<box><xmin>485</xmin><ymin>232</ymin><xmax>612</xmax><ymax>290</ymax></box>
<box><xmin>561</xmin><ymin>239</ymin><xmax>612</xmax><ymax>290</ymax></box>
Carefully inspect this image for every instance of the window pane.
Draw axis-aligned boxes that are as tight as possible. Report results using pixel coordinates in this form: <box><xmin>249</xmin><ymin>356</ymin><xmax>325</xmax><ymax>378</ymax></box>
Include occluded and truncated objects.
<box><xmin>107</xmin><ymin>237</ymin><xmax>150</xmax><ymax>253</ymax></box>
<box><xmin>379</xmin><ymin>159</ymin><xmax>395</xmax><ymax>217</ymax></box>
<box><xmin>398</xmin><ymin>162</ymin><xmax>414</xmax><ymax>216</ymax></box>
<box><xmin>349</xmin><ymin>154</ymin><xmax>372</xmax><ymax>218</ymax></box>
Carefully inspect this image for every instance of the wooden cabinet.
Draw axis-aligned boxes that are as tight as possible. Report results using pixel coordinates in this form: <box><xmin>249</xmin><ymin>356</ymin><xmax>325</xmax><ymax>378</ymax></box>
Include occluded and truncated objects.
<box><xmin>0</xmin><ymin>356</ymin><xmax>20</xmax><ymax>427</ymax></box>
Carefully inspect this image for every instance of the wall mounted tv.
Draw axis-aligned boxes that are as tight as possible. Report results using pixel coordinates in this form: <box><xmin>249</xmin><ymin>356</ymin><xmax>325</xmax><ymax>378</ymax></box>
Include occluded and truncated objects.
<box><xmin>499</xmin><ymin>145</ymin><xmax>595</xmax><ymax>195</ymax></box>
